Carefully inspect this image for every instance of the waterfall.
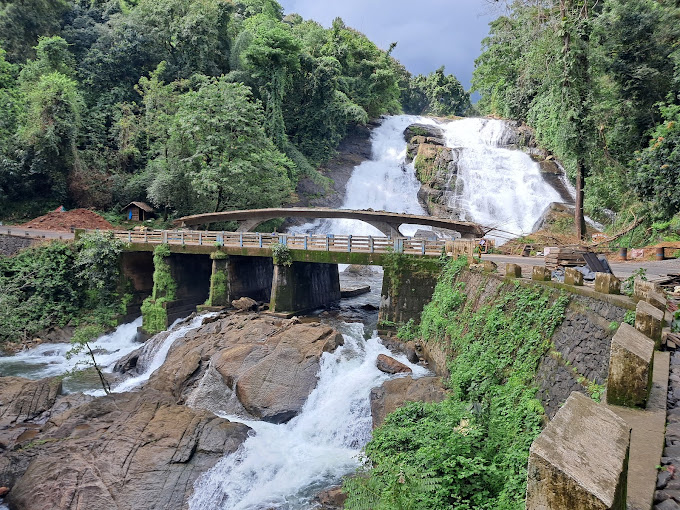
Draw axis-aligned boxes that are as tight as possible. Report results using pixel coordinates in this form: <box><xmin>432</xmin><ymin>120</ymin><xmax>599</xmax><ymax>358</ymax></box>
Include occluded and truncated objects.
<box><xmin>291</xmin><ymin>115</ymin><xmax>565</xmax><ymax>244</ymax></box>
<box><xmin>189</xmin><ymin>322</ymin><xmax>430</xmax><ymax>510</ymax></box>
<box><xmin>111</xmin><ymin>313</ymin><xmax>217</xmax><ymax>394</ymax></box>
<box><xmin>291</xmin><ymin>115</ymin><xmax>435</xmax><ymax>237</ymax></box>
<box><xmin>441</xmin><ymin>118</ymin><xmax>562</xmax><ymax>242</ymax></box>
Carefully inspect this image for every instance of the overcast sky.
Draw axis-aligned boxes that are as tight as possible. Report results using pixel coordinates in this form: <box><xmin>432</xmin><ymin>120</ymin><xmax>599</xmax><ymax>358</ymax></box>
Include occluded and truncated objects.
<box><xmin>278</xmin><ymin>0</ymin><xmax>499</xmax><ymax>90</ymax></box>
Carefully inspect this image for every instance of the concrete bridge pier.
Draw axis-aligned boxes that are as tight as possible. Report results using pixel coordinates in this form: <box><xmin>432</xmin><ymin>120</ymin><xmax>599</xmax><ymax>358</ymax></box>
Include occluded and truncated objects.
<box><xmin>207</xmin><ymin>253</ymin><xmax>273</xmax><ymax>306</ymax></box>
<box><xmin>164</xmin><ymin>253</ymin><xmax>212</xmax><ymax>325</ymax></box>
<box><xmin>269</xmin><ymin>262</ymin><xmax>341</xmax><ymax>313</ymax></box>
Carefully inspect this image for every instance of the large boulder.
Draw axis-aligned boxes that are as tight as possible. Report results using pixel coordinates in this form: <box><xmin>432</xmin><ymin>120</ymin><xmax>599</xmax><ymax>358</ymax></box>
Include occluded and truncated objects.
<box><xmin>1</xmin><ymin>386</ymin><xmax>249</xmax><ymax>510</ymax></box>
<box><xmin>375</xmin><ymin>354</ymin><xmax>412</xmax><ymax>375</ymax></box>
<box><xmin>370</xmin><ymin>376</ymin><xmax>448</xmax><ymax>428</ymax></box>
<box><xmin>142</xmin><ymin>313</ymin><xmax>345</xmax><ymax>423</ymax></box>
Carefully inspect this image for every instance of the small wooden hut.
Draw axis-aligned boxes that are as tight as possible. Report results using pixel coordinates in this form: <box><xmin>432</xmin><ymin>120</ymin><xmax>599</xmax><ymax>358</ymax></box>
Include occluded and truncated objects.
<box><xmin>122</xmin><ymin>202</ymin><xmax>155</xmax><ymax>222</ymax></box>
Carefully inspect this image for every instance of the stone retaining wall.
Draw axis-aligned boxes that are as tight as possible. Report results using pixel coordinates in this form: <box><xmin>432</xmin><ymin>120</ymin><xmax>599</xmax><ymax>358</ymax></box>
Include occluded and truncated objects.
<box><xmin>418</xmin><ymin>269</ymin><xmax>632</xmax><ymax>419</ymax></box>
<box><xmin>0</xmin><ymin>234</ymin><xmax>36</xmax><ymax>256</ymax></box>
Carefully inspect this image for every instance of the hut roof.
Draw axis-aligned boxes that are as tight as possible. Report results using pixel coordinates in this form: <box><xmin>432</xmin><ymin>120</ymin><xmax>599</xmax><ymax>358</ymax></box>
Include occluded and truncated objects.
<box><xmin>122</xmin><ymin>201</ymin><xmax>155</xmax><ymax>213</ymax></box>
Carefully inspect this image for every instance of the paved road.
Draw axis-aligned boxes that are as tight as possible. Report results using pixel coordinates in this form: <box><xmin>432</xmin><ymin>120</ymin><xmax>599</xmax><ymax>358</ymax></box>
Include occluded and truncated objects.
<box><xmin>486</xmin><ymin>254</ymin><xmax>680</xmax><ymax>281</ymax></box>
<box><xmin>0</xmin><ymin>226</ymin><xmax>75</xmax><ymax>240</ymax></box>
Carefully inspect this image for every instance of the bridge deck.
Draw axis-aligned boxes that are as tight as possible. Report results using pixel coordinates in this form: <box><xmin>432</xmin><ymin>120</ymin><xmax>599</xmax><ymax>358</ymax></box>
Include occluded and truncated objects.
<box><xmin>111</xmin><ymin>230</ymin><xmax>477</xmax><ymax>258</ymax></box>
<box><xmin>174</xmin><ymin>207</ymin><xmax>484</xmax><ymax>236</ymax></box>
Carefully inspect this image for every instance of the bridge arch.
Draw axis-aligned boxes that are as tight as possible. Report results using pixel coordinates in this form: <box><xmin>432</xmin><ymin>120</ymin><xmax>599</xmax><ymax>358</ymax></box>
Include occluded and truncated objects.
<box><xmin>174</xmin><ymin>208</ymin><xmax>484</xmax><ymax>238</ymax></box>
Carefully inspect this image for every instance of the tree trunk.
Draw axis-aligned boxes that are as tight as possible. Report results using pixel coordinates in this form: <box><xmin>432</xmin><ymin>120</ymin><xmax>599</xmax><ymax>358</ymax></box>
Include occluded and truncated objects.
<box><xmin>575</xmin><ymin>161</ymin><xmax>586</xmax><ymax>241</ymax></box>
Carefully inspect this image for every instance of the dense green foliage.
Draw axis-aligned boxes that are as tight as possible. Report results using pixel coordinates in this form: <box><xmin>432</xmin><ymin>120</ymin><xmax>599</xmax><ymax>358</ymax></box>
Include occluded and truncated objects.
<box><xmin>345</xmin><ymin>259</ymin><xmax>569</xmax><ymax>509</ymax></box>
<box><xmin>0</xmin><ymin>0</ymin><xmax>472</xmax><ymax>219</ymax></box>
<box><xmin>472</xmin><ymin>0</ymin><xmax>680</xmax><ymax>225</ymax></box>
<box><xmin>401</xmin><ymin>66</ymin><xmax>471</xmax><ymax>117</ymax></box>
<box><xmin>0</xmin><ymin>231</ymin><xmax>123</xmax><ymax>346</ymax></box>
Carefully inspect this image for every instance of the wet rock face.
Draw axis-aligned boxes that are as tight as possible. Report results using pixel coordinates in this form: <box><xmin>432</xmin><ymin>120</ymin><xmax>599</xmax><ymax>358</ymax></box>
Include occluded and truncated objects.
<box><xmin>403</xmin><ymin>124</ymin><xmax>460</xmax><ymax>218</ymax></box>
<box><xmin>0</xmin><ymin>379</ymin><xmax>250</xmax><ymax>510</ymax></box>
<box><xmin>142</xmin><ymin>313</ymin><xmax>345</xmax><ymax>423</ymax></box>
<box><xmin>0</xmin><ymin>376</ymin><xmax>62</xmax><ymax>426</ymax></box>
<box><xmin>375</xmin><ymin>354</ymin><xmax>412</xmax><ymax>375</ymax></box>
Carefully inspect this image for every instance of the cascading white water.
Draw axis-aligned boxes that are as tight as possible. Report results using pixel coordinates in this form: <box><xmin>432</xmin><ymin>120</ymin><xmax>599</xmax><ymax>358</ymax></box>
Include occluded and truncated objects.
<box><xmin>441</xmin><ymin>118</ymin><xmax>562</xmax><ymax>242</ymax></box>
<box><xmin>189</xmin><ymin>322</ymin><xmax>430</xmax><ymax>510</ymax></box>
<box><xmin>292</xmin><ymin>115</ymin><xmax>435</xmax><ymax>237</ymax></box>
<box><xmin>292</xmin><ymin>115</ymin><xmax>565</xmax><ymax>244</ymax></box>
<box><xmin>111</xmin><ymin>313</ymin><xmax>216</xmax><ymax>394</ymax></box>
<box><xmin>0</xmin><ymin>318</ymin><xmax>142</xmax><ymax>383</ymax></box>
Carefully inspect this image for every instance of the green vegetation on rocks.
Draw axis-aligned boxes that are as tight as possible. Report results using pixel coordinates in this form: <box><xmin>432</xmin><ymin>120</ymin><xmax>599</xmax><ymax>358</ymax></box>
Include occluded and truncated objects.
<box><xmin>141</xmin><ymin>243</ymin><xmax>176</xmax><ymax>334</ymax></box>
<box><xmin>0</xmin><ymin>231</ymin><xmax>124</xmax><ymax>348</ymax></box>
<box><xmin>346</xmin><ymin>258</ymin><xmax>569</xmax><ymax>509</ymax></box>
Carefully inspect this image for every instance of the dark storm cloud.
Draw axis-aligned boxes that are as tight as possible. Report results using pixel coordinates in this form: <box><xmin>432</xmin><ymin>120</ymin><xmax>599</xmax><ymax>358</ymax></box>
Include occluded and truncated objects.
<box><xmin>278</xmin><ymin>0</ymin><xmax>497</xmax><ymax>90</ymax></box>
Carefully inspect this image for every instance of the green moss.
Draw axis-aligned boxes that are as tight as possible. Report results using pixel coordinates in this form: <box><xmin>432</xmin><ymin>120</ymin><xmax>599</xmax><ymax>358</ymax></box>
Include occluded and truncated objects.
<box><xmin>141</xmin><ymin>244</ymin><xmax>176</xmax><ymax>334</ymax></box>
<box><xmin>271</xmin><ymin>242</ymin><xmax>292</xmax><ymax>266</ymax></box>
<box><xmin>409</xmin><ymin>126</ymin><xmax>429</xmax><ymax>137</ymax></box>
<box><xmin>141</xmin><ymin>297</ymin><xmax>170</xmax><ymax>335</ymax></box>
<box><xmin>207</xmin><ymin>269</ymin><xmax>229</xmax><ymax>306</ymax></box>
<box><xmin>382</xmin><ymin>250</ymin><xmax>443</xmax><ymax>299</ymax></box>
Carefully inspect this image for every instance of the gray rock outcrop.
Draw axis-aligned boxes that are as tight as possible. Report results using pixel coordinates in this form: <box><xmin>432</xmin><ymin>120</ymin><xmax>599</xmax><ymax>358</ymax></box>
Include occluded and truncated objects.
<box><xmin>139</xmin><ymin>313</ymin><xmax>344</xmax><ymax>423</ymax></box>
<box><xmin>403</xmin><ymin>124</ymin><xmax>460</xmax><ymax>218</ymax></box>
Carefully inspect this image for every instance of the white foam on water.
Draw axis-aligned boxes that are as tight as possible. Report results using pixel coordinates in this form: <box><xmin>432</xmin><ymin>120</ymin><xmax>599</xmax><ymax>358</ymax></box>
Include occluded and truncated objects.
<box><xmin>0</xmin><ymin>318</ymin><xmax>142</xmax><ymax>381</ymax></box>
<box><xmin>189</xmin><ymin>322</ymin><xmax>429</xmax><ymax>510</ymax></box>
<box><xmin>111</xmin><ymin>313</ymin><xmax>216</xmax><ymax>394</ymax></box>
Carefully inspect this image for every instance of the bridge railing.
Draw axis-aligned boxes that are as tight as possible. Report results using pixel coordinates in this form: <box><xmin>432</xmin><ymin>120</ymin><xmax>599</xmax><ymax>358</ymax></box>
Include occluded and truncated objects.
<box><xmin>109</xmin><ymin>230</ymin><xmax>476</xmax><ymax>257</ymax></box>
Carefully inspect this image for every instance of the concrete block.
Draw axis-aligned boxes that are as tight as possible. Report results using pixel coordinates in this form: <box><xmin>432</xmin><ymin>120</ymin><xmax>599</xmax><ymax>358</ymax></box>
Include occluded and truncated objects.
<box><xmin>482</xmin><ymin>260</ymin><xmax>497</xmax><ymax>273</ymax></box>
<box><xmin>526</xmin><ymin>392</ymin><xmax>630</xmax><ymax>510</ymax></box>
<box><xmin>532</xmin><ymin>266</ymin><xmax>551</xmax><ymax>282</ymax></box>
<box><xmin>635</xmin><ymin>300</ymin><xmax>664</xmax><ymax>347</ymax></box>
<box><xmin>595</xmin><ymin>273</ymin><xmax>621</xmax><ymax>295</ymax></box>
<box><xmin>634</xmin><ymin>278</ymin><xmax>663</xmax><ymax>302</ymax></box>
<box><xmin>505</xmin><ymin>263</ymin><xmax>522</xmax><ymax>278</ymax></box>
<box><xmin>564</xmin><ymin>267</ymin><xmax>584</xmax><ymax>286</ymax></box>
<box><xmin>647</xmin><ymin>290</ymin><xmax>668</xmax><ymax>313</ymax></box>
<box><xmin>607</xmin><ymin>322</ymin><xmax>655</xmax><ymax>407</ymax></box>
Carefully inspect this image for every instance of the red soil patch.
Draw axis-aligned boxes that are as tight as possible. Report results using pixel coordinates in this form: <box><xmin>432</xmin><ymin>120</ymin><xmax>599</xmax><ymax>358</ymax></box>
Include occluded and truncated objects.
<box><xmin>21</xmin><ymin>209</ymin><xmax>113</xmax><ymax>232</ymax></box>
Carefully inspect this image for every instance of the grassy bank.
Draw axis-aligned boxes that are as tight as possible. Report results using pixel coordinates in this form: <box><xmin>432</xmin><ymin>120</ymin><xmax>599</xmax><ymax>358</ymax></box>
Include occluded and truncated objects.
<box><xmin>345</xmin><ymin>258</ymin><xmax>569</xmax><ymax>509</ymax></box>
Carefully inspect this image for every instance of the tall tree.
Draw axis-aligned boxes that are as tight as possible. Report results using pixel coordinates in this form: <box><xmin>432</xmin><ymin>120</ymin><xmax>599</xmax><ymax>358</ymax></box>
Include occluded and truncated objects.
<box><xmin>147</xmin><ymin>77</ymin><xmax>293</xmax><ymax>215</ymax></box>
<box><xmin>559</xmin><ymin>0</ymin><xmax>594</xmax><ymax>240</ymax></box>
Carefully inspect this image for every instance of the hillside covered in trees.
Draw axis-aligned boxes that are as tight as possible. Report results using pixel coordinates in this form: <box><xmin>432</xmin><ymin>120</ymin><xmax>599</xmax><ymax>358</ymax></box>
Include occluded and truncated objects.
<box><xmin>473</xmin><ymin>0</ymin><xmax>680</xmax><ymax>240</ymax></box>
<box><xmin>0</xmin><ymin>0</ymin><xmax>470</xmax><ymax>220</ymax></box>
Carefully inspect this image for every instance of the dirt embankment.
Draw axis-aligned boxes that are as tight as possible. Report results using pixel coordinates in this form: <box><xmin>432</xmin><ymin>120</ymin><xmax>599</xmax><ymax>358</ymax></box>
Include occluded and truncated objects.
<box><xmin>20</xmin><ymin>209</ymin><xmax>113</xmax><ymax>232</ymax></box>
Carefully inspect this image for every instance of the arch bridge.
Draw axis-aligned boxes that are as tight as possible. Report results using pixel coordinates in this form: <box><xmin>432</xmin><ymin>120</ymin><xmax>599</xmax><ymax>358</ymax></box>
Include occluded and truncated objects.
<box><xmin>174</xmin><ymin>208</ymin><xmax>484</xmax><ymax>238</ymax></box>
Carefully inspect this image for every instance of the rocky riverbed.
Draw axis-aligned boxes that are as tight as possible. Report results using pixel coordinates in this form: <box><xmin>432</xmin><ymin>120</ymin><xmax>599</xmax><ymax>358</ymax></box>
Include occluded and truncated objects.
<box><xmin>0</xmin><ymin>310</ymin><xmax>445</xmax><ymax>509</ymax></box>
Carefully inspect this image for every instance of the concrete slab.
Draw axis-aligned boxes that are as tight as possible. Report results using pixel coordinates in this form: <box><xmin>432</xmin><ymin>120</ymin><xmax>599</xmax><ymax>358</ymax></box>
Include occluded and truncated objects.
<box><xmin>527</xmin><ymin>392</ymin><xmax>630</xmax><ymax>510</ymax></box>
<box><xmin>607</xmin><ymin>323</ymin><xmax>656</xmax><ymax>407</ymax></box>
<box><xmin>606</xmin><ymin>351</ymin><xmax>669</xmax><ymax>510</ymax></box>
